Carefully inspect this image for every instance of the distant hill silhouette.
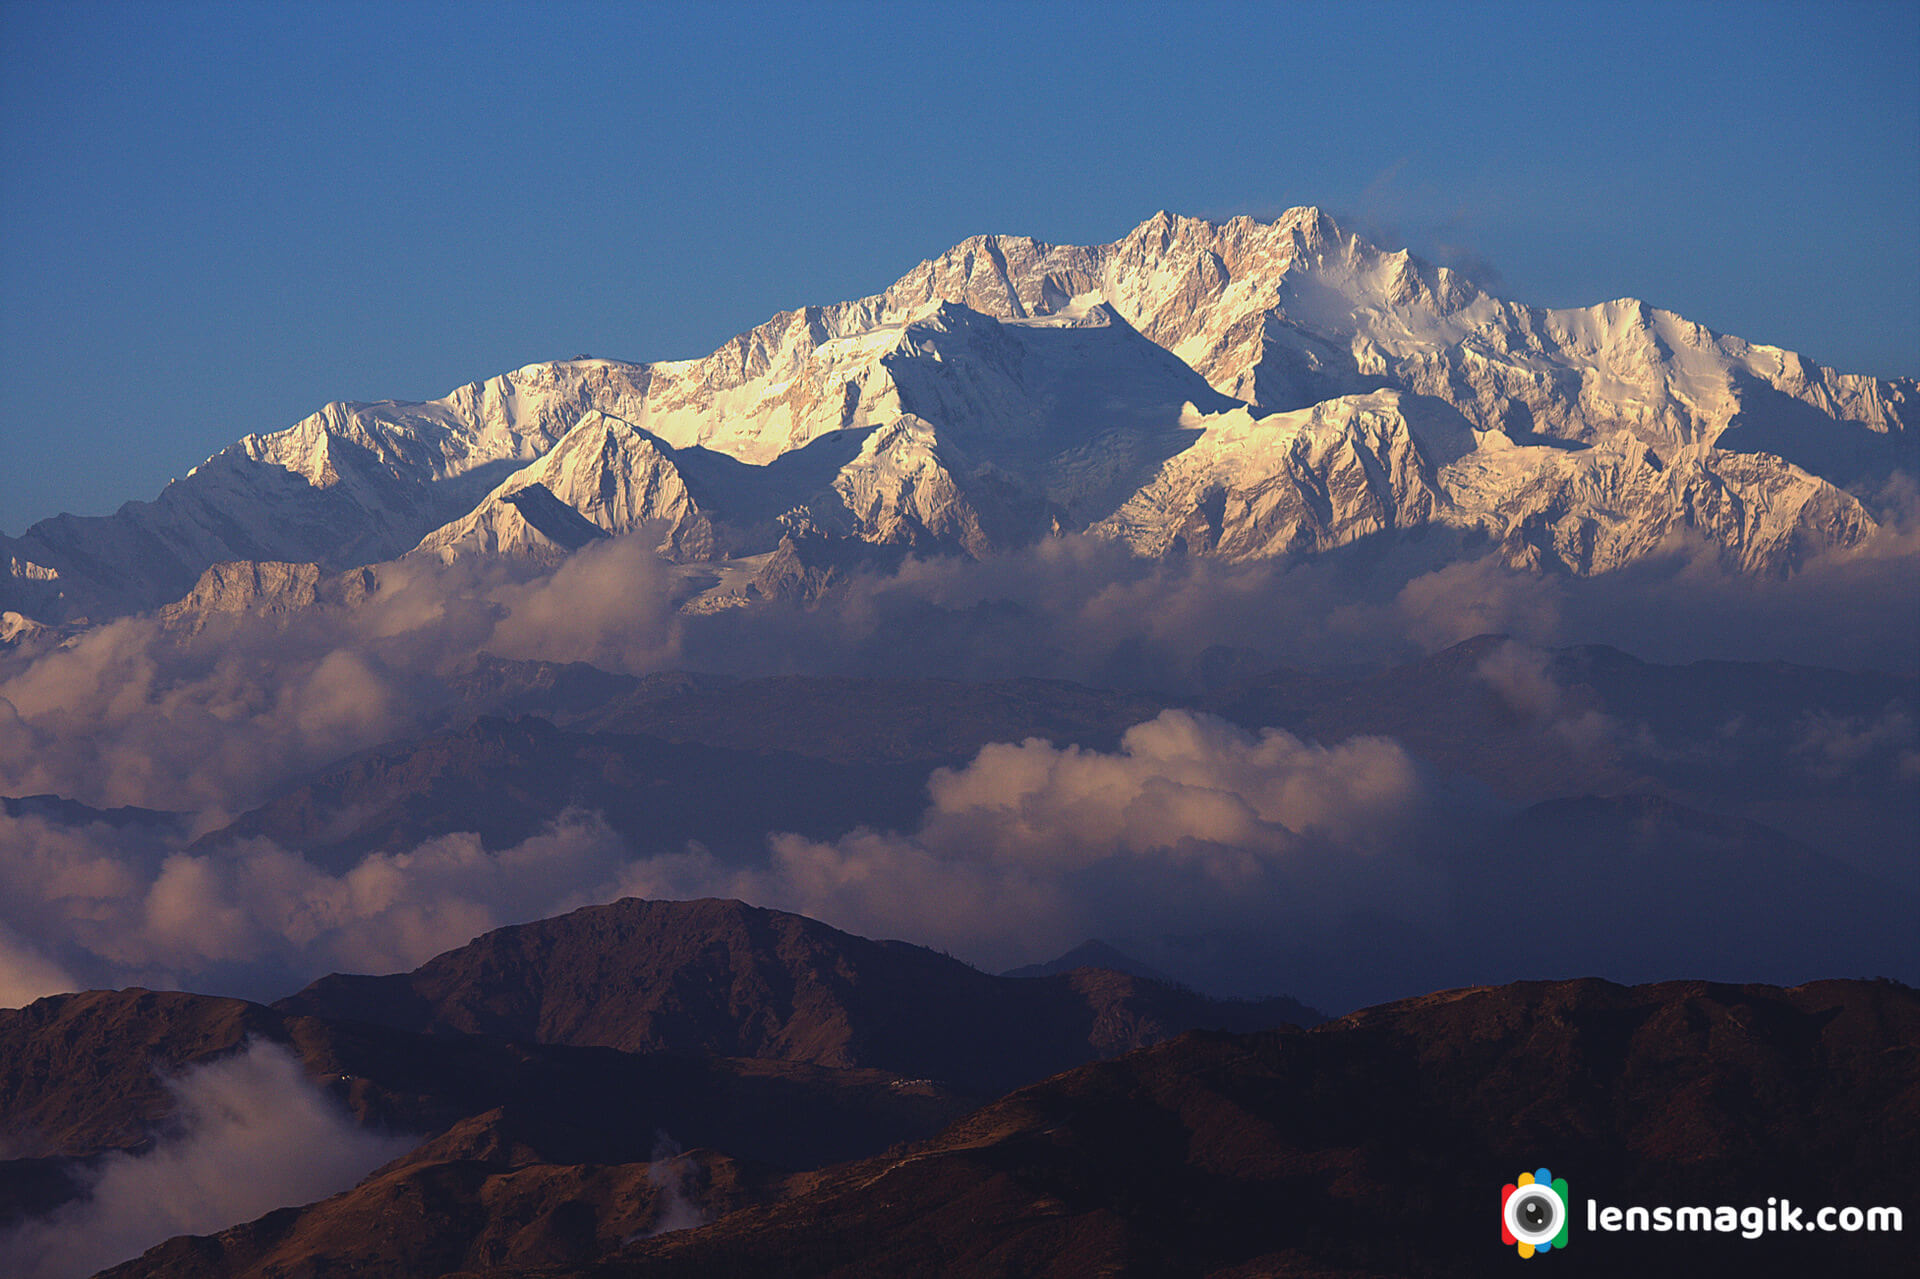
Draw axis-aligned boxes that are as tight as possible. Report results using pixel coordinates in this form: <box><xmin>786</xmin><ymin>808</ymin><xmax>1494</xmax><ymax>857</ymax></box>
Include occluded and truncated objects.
<box><xmin>192</xmin><ymin>716</ymin><xmax>933</xmax><ymax>869</ymax></box>
<box><xmin>1</xmin><ymin>794</ymin><xmax>185</xmax><ymax>831</ymax></box>
<box><xmin>1001</xmin><ymin>938</ymin><xmax>1180</xmax><ymax>986</ymax></box>
<box><xmin>275</xmin><ymin>897</ymin><xmax>1321</xmax><ymax>1096</ymax></box>
<box><xmin>449</xmin><ymin>658</ymin><xmax>1172</xmax><ymax>763</ymax></box>
<box><xmin>438</xmin><ymin>641</ymin><xmax>1917</xmax><ymax>885</ymax></box>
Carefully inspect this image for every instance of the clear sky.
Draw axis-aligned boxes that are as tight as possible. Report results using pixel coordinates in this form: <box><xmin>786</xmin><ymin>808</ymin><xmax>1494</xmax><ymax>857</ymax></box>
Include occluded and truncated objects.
<box><xmin>2</xmin><ymin>0</ymin><xmax>1916</xmax><ymax>533</ymax></box>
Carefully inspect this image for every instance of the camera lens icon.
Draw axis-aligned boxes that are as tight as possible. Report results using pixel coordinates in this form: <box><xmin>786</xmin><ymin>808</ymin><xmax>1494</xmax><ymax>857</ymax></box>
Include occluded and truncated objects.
<box><xmin>1507</xmin><ymin>1184</ymin><xmax>1562</xmax><ymax>1244</ymax></box>
<box><xmin>1501</xmin><ymin>1168</ymin><xmax>1570</xmax><ymax>1257</ymax></box>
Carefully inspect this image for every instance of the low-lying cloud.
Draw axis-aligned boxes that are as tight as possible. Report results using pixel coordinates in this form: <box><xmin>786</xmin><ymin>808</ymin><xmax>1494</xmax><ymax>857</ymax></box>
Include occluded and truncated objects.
<box><xmin>3</xmin><ymin>510</ymin><xmax>1915</xmax><ymax>820</ymax></box>
<box><xmin>614</xmin><ymin>709</ymin><xmax>1468</xmax><ymax>977</ymax></box>
<box><xmin>0</xmin><ymin>537</ymin><xmax>682</xmax><ymax>816</ymax></box>
<box><xmin>0</xmin><ymin>806</ymin><xmax>641</xmax><ymax>1002</ymax></box>
<box><xmin>2</xmin><ymin>691</ymin><xmax>1914</xmax><ymax>1016</ymax></box>
<box><xmin>0</xmin><ymin>1039</ymin><xmax>411</xmax><ymax>1279</ymax></box>
<box><xmin>0</xmin><ymin>709</ymin><xmax>1464</xmax><ymax>1004</ymax></box>
<box><xmin>0</xmin><ymin>511</ymin><xmax>1914</xmax><ymax>1012</ymax></box>
<box><xmin>681</xmin><ymin>500</ymin><xmax>1920</xmax><ymax>688</ymax></box>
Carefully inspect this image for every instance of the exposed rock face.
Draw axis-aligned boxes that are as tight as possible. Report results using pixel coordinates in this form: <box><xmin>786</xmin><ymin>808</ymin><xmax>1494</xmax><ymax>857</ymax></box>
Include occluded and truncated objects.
<box><xmin>1094</xmin><ymin>391</ymin><xmax>1464</xmax><ymax>557</ymax></box>
<box><xmin>0</xmin><ymin>610</ymin><xmax>52</xmax><ymax>648</ymax></box>
<box><xmin>414</xmin><ymin>410</ymin><xmax>716</xmax><ymax>564</ymax></box>
<box><xmin>895</xmin><ymin>211</ymin><xmax>1910</xmax><ymax>461</ymax></box>
<box><xmin>155</xmin><ymin>559</ymin><xmax>380</xmax><ymax>633</ymax></box>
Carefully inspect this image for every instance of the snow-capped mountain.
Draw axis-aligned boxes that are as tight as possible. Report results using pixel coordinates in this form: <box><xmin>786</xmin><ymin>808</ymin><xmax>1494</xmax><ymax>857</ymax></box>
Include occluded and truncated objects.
<box><xmin>416</xmin><ymin>299</ymin><xmax>1229</xmax><ymax>566</ymax></box>
<box><xmin>881</xmin><ymin>210</ymin><xmax>1909</xmax><ymax>460</ymax></box>
<box><xmin>414</xmin><ymin>409</ymin><xmax>716</xmax><ymax>563</ymax></box>
<box><xmin>2</xmin><ymin>360</ymin><xmax>651</xmax><ymax>616</ymax></box>
<box><xmin>4</xmin><ymin>209</ymin><xmax>1911</xmax><ymax>621</ymax></box>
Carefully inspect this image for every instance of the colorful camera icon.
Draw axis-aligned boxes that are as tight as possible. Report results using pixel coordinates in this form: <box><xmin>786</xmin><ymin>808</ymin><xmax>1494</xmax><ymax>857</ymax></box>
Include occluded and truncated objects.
<box><xmin>1502</xmin><ymin>1167</ymin><xmax>1570</xmax><ymax>1257</ymax></box>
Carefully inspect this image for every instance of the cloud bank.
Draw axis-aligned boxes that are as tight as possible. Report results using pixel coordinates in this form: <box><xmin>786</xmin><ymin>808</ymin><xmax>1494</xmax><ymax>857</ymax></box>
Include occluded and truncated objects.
<box><xmin>3</xmin><ymin>695</ymin><xmax>1914</xmax><ymax>1015</ymax></box>
<box><xmin>0</xmin><ymin>515</ymin><xmax>1912</xmax><ymax>1012</ymax></box>
<box><xmin>0</xmin><ymin>1039</ymin><xmax>411</xmax><ymax>1279</ymax></box>
<box><xmin>0</xmin><ymin>537</ymin><xmax>684</xmax><ymax>816</ymax></box>
<box><xmin>0</xmin><ymin>708</ymin><xmax>1467</xmax><ymax>1005</ymax></box>
<box><xmin>3</xmin><ymin>515</ymin><xmax>1914</xmax><ymax>818</ymax></box>
<box><xmin>688</xmin><ymin>711</ymin><xmax>1459</xmax><ymax>973</ymax></box>
<box><xmin>0</xmin><ymin>806</ymin><xmax>642</xmax><ymax>1003</ymax></box>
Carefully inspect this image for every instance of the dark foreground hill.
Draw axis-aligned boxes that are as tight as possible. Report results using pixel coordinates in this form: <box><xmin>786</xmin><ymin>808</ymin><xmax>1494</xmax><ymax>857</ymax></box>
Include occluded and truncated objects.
<box><xmin>88</xmin><ymin>977</ymin><xmax>1918</xmax><ymax>1279</ymax></box>
<box><xmin>0</xmin><ymin>986</ymin><xmax>967</xmax><ymax>1176</ymax></box>
<box><xmin>0</xmin><ymin>981</ymin><xmax>975</xmax><ymax>1277</ymax></box>
<box><xmin>276</xmin><ymin>897</ymin><xmax>1321</xmax><ymax>1096</ymax></box>
<box><xmin>0</xmin><ymin>897</ymin><xmax>1315</xmax><ymax>1276</ymax></box>
<box><xmin>537</xmin><ymin>977</ymin><xmax>1920</xmax><ymax>1279</ymax></box>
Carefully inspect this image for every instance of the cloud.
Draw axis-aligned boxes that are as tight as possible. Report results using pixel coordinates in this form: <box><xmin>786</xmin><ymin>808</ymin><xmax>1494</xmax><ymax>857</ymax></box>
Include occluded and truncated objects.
<box><xmin>0</xmin><ymin>807</ymin><xmax>643</xmax><ymax>1002</ymax></box>
<box><xmin>683</xmin><ymin>523</ymin><xmax>1920</xmax><ymax>694</ymax></box>
<box><xmin>0</xmin><ymin>1039</ymin><xmax>411</xmax><ymax>1279</ymax></box>
<box><xmin>611</xmin><ymin>697</ymin><xmax>1918</xmax><ymax>1008</ymax></box>
<box><xmin>921</xmin><ymin>711</ymin><xmax>1430</xmax><ymax>860</ymax></box>
<box><xmin>484</xmin><ymin>534</ymin><xmax>683</xmax><ymax>672</ymax></box>
<box><xmin>0</xmin><ymin>709</ymin><xmax>1463</xmax><ymax>1004</ymax></box>
<box><xmin>676</xmin><ymin>534</ymin><xmax>1429</xmax><ymax>689</ymax></box>
<box><xmin>643</xmin><ymin>1133</ymin><xmax>705</xmax><ymax>1237</ymax></box>
<box><xmin>3</xmin><ymin>506</ymin><xmax>1914</xmax><ymax>823</ymax></box>
<box><xmin>1333</xmin><ymin>163</ymin><xmax>1508</xmax><ymax>288</ymax></box>
<box><xmin>0</xmin><ymin>537</ymin><xmax>683</xmax><ymax>816</ymax></box>
<box><xmin>1791</xmin><ymin>706</ymin><xmax>1920</xmax><ymax>784</ymax></box>
<box><xmin>0</xmin><ymin>512</ymin><xmax>1913</xmax><ymax>1010</ymax></box>
<box><xmin>1470</xmin><ymin>637</ymin><xmax>1622</xmax><ymax>758</ymax></box>
<box><xmin>1521</xmin><ymin>514</ymin><xmax>1920</xmax><ymax>674</ymax></box>
<box><xmin>3</xmin><ymin>692</ymin><xmax>1912</xmax><ymax>1017</ymax></box>
<box><xmin>610</xmin><ymin>711</ymin><xmax>1462</xmax><ymax>974</ymax></box>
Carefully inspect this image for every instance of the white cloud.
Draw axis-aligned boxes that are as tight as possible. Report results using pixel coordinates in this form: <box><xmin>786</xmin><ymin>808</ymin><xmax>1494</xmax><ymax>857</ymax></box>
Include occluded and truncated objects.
<box><xmin>0</xmin><ymin>537</ymin><xmax>684</xmax><ymax>816</ymax></box>
<box><xmin>0</xmin><ymin>807</ymin><xmax>643</xmax><ymax>1000</ymax></box>
<box><xmin>0</xmin><ymin>1039</ymin><xmax>412</xmax><ymax>1279</ymax></box>
<box><xmin>628</xmin><ymin>711</ymin><xmax>1454</xmax><ymax>972</ymax></box>
<box><xmin>0</xmin><ymin>516</ymin><xmax>1912</xmax><ymax>1008</ymax></box>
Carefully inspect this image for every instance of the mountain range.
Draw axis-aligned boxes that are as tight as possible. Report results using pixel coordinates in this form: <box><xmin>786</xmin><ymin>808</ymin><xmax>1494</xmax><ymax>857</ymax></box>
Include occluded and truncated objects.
<box><xmin>5</xmin><ymin>208</ymin><xmax>1912</xmax><ymax>623</ymax></box>
<box><xmin>2</xmin><ymin>206</ymin><xmax>1915</xmax><ymax>1276</ymax></box>
<box><xmin>0</xmin><ymin>897</ymin><xmax>1324</xmax><ymax>1276</ymax></box>
<box><xmin>0</xmin><ymin>901</ymin><xmax>1904</xmax><ymax>1278</ymax></box>
<box><xmin>574</xmin><ymin>975</ymin><xmax>1918</xmax><ymax>1279</ymax></box>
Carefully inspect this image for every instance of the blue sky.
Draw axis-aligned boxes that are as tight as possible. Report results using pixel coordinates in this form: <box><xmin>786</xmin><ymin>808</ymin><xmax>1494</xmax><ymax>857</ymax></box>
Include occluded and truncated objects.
<box><xmin>3</xmin><ymin>0</ymin><xmax>1916</xmax><ymax>532</ymax></box>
